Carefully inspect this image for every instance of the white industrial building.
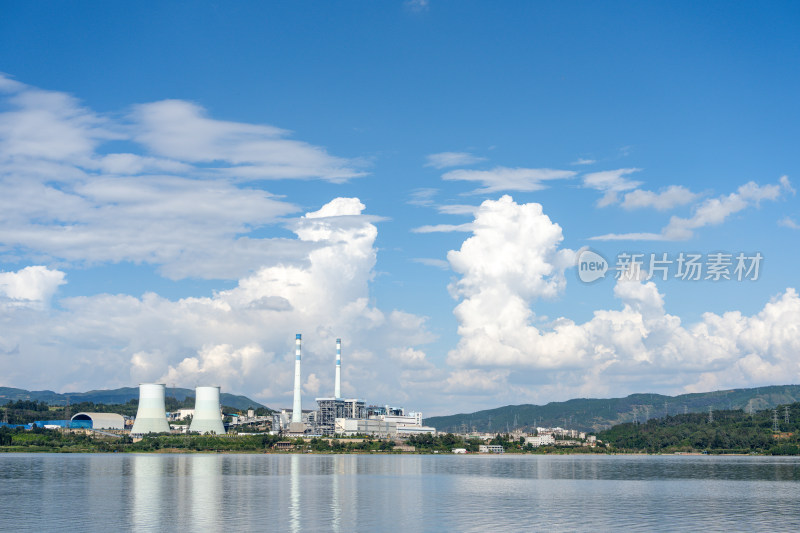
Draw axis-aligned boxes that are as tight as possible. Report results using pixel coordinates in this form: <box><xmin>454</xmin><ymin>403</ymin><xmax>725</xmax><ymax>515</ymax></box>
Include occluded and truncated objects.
<box><xmin>525</xmin><ymin>434</ymin><xmax>555</xmax><ymax>447</ymax></box>
<box><xmin>335</xmin><ymin>418</ymin><xmax>396</xmax><ymax>438</ymax></box>
<box><xmin>169</xmin><ymin>408</ymin><xmax>195</xmax><ymax>421</ymax></box>
<box><xmin>278</xmin><ymin>334</ymin><xmax>439</xmax><ymax>438</ymax></box>
<box><xmin>479</xmin><ymin>444</ymin><xmax>504</xmax><ymax>453</ymax></box>
<box><xmin>70</xmin><ymin>412</ymin><xmax>125</xmax><ymax>430</ymax></box>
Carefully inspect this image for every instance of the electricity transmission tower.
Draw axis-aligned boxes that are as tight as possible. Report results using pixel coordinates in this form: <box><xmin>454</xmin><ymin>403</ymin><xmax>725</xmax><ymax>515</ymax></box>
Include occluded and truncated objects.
<box><xmin>772</xmin><ymin>409</ymin><xmax>779</xmax><ymax>432</ymax></box>
<box><xmin>785</xmin><ymin>406</ymin><xmax>790</xmax><ymax>425</ymax></box>
<box><xmin>708</xmin><ymin>406</ymin><xmax>713</xmax><ymax>423</ymax></box>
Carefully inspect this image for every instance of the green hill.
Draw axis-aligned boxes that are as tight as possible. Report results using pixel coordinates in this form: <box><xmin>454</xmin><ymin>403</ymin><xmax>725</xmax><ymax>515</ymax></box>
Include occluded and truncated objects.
<box><xmin>0</xmin><ymin>386</ymin><xmax>267</xmax><ymax>411</ymax></box>
<box><xmin>598</xmin><ymin>402</ymin><xmax>800</xmax><ymax>454</ymax></box>
<box><xmin>424</xmin><ymin>385</ymin><xmax>800</xmax><ymax>433</ymax></box>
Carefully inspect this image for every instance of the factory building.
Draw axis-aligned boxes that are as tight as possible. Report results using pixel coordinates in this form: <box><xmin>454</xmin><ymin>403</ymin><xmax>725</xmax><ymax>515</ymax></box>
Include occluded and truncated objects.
<box><xmin>273</xmin><ymin>408</ymin><xmax>316</xmax><ymax>434</ymax></box>
<box><xmin>525</xmin><ymin>434</ymin><xmax>556</xmax><ymax>447</ymax></box>
<box><xmin>168</xmin><ymin>408</ymin><xmax>195</xmax><ymax>421</ymax></box>
<box><xmin>315</xmin><ymin>398</ymin><xmax>366</xmax><ymax>436</ymax></box>
<box><xmin>70</xmin><ymin>412</ymin><xmax>125</xmax><ymax>430</ymax></box>
<box><xmin>278</xmin><ymin>334</ymin><xmax>437</xmax><ymax>438</ymax></box>
<box><xmin>335</xmin><ymin>418</ymin><xmax>396</xmax><ymax>438</ymax></box>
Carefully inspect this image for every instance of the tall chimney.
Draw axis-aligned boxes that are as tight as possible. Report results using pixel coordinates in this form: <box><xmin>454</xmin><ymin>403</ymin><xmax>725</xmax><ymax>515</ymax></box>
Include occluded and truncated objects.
<box><xmin>292</xmin><ymin>334</ymin><xmax>302</xmax><ymax>423</ymax></box>
<box><xmin>335</xmin><ymin>338</ymin><xmax>342</xmax><ymax>399</ymax></box>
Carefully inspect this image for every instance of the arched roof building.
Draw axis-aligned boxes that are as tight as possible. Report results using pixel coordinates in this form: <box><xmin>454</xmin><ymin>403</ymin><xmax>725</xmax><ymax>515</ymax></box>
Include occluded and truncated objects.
<box><xmin>70</xmin><ymin>412</ymin><xmax>125</xmax><ymax>430</ymax></box>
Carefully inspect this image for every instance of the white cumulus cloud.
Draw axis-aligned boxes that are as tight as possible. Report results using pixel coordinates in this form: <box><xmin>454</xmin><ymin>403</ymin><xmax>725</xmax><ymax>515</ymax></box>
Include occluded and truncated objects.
<box><xmin>443</xmin><ymin>195</ymin><xmax>800</xmax><ymax>405</ymax></box>
<box><xmin>0</xmin><ymin>198</ymin><xmax>435</xmax><ymax>411</ymax></box>
<box><xmin>0</xmin><ymin>266</ymin><xmax>65</xmax><ymax>303</ymax></box>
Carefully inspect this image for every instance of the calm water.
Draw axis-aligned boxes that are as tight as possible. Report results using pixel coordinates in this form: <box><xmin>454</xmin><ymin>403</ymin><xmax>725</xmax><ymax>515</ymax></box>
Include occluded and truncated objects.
<box><xmin>1</xmin><ymin>453</ymin><xmax>799</xmax><ymax>532</ymax></box>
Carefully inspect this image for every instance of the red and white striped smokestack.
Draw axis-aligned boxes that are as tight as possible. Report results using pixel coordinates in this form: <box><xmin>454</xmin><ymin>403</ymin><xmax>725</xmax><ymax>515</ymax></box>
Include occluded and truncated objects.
<box><xmin>292</xmin><ymin>333</ymin><xmax>302</xmax><ymax>424</ymax></box>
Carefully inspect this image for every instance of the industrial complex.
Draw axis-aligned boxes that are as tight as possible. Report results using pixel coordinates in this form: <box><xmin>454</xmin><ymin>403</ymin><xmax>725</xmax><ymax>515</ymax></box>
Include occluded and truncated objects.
<box><xmin>272</xmin><ymin>334</ymin><xmax>436</xmax><ymax>438</ymax></box>
<box><xmin>5</xmin><ymin>334</ymin><xmax>436</xmax><ymax>439</ymax></box>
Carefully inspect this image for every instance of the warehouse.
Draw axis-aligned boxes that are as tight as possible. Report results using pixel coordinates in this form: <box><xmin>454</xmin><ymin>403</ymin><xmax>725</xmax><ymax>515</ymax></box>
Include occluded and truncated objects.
<box><xmin>70</xmin><ymin>412</ymin><xmax>125</xmax><ymax>431</ymax></box>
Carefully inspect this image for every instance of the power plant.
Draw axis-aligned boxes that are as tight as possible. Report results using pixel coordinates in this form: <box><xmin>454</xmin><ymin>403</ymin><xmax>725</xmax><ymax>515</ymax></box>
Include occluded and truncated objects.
<box><xmin>121</xmin><ymin>333</ymin><xmax>434</xmax><ymax>438</ymax></box>
<box><xmin>273</xmin><ymin>335</ymin><xmax>435</xmax><ymax>438</ymax></box>
<box><xmin>189</xmin><ymin>386</ymin><xmax>225</xmax><ymax>435</ymax></box>
<box><xmin>130</xmin><ymin>383</ymin><xmax>171</xmax><ymax>434</ymax></box>
<box><xmin>130</xmin><ymin>382</ymin><xmax>229</xmax><ymax>435</ymax></box>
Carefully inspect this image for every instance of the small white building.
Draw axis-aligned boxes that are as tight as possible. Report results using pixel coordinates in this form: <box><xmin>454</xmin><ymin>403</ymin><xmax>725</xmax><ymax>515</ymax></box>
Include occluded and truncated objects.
<box><xmin>169</xmin><ymin>408</ymin><xmax>195</xmax><ymax>421</ymax></box>
<box><xmin>452</xmin><ymin>448</ymin><xmax>467</xmax><ymax>454</ymax></box>
<box><xmin>478</xmin><ymin>444</ymin><xmax>504</xmax><ymax>454</ymax></box>
<box><xmin>335</xmin><ymin>418</ymin><xmax>397</xmax><ymax>438</ymax></box>
<box><xmin>525</xmin><ymin>434</ymin><xmax>555</xmax><ymax>447</ymax></box>
<box><xmin>396</xmin><ymin>425</ymin><xmax>436</xmax><ymax>437</ymax></box>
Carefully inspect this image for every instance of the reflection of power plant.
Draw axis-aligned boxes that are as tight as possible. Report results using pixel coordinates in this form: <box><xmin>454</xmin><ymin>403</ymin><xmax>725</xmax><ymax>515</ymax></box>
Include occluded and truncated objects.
<box><xmin>274</xmin><ymin>335</ymin><xmax>436</xmax><ymax>438</ymax></box>
<box><xmin>189</xmin><ymin>386</ymin><xmax>225</xmax><ymax>435</ymax></box>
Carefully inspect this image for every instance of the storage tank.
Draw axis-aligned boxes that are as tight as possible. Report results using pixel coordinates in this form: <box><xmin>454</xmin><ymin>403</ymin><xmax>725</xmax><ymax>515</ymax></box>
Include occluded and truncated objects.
<box><xmin>130</xmin><ymin>383</ymin><xmax>170</xmax><ymax>434</ymax></box>
<box><xmin>189</xmin><ymin>386</ymin><xmax>226</xmax><ymax>435</ymax></box>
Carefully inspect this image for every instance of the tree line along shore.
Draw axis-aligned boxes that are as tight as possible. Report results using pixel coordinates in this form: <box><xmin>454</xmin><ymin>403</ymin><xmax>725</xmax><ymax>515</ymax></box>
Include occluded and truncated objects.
<box><xmin>2</xmin><ymin>400</ymin><xmax>798</xmax><ymax>455</ymax></box>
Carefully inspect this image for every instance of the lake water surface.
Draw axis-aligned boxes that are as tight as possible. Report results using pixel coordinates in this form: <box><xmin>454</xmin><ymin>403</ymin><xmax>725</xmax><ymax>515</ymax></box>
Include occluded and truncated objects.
<box><xmin>1</xmin><ymin>453</ymin><xmax>798</xmax><ymax>532</ymax></box>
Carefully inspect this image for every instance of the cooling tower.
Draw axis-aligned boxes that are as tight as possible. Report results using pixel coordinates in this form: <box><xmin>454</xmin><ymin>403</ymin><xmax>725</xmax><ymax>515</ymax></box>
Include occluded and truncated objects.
<box><xmin>292</xmin><ymin>334</ymin><xmax>302</xmax><ymax>423</ymax></box>
<box><xmin>335</xmin><ymin>338</ymin><xmax>342</xmax><ymax>399</ymax></box>
<box><xmin>131</xmin><ymin>383</ymin><xmax>170</xmax><ymax>434</ymax></box>
<box><xmin>189</xmin><ymin>386</ymin><xmax>225</xmax><ymax>435</ymax></box>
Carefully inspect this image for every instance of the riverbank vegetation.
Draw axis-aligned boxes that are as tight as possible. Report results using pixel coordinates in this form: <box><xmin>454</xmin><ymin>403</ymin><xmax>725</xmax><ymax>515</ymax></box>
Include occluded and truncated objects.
<box><xmin>2</xmin><ymin>402</ymin><xmax>798</xmax><ymax>455</ymax></box>
<box><xmin>598</xmin><ymin>402</ymin><xmax>800</xmax><ymax>455</ymax></box>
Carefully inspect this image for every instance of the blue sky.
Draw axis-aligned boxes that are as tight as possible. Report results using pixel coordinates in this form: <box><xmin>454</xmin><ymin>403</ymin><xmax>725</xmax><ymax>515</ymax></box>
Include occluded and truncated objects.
<box><xmin>1</xmin><ymin>1</ymin><xmax>799</xmax><ymax>415</ymax></box>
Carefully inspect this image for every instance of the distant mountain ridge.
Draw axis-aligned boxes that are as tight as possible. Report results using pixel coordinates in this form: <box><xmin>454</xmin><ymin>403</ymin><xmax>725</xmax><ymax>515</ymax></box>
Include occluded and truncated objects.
<box><xmin>424</xmin><ymin>385</ymin><xmax>800</xmax><ymax>434</ymax></box>
<box><xmin>0</xmin><ymin>386</ymin><xmax>267</xmax><ymax>411</ymax></box>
